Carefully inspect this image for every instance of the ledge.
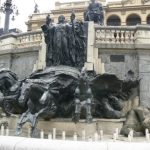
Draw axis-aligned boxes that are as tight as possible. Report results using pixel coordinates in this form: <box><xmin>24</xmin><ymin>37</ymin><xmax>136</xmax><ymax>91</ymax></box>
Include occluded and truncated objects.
<box><xmin>95</xmin><ymin>24</ymin><xmax>150</xmax><ymax>31</ymax></box>
<box><xmin>95</xmin><ymin>43</ymin><xmax>150</xmax><ymax>50</ymax></box>
<box><xmin>0</xmin><ymin>136</ymin><xmax>150</xmax><ymax>150</ymax></box>
<box><xmin>0</xmin><ymin>33</ymin><xmax>17</xmax><ymax>40</ymax></box>
<box><xmin>0</xmin><ymin>30</ymin><xmax>42</xmax><ymax>40</ymax></box>
<box><xmin>96</xmin><ymin>118</ymin><xmax>126</xmax><ymax>122</ymax></box>
<box><xmin>95</xmin><ymin>43</ymin><xmax>135</xmax><ymax>50</ymax></box>
<box><xmin>0</xmin><ymin>46</ymin><xmax>40</xmax><ymax>55</ymax></box>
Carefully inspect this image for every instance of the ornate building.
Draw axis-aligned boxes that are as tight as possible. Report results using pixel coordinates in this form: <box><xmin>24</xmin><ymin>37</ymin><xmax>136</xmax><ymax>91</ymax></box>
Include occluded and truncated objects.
<box><xmin>26</xmin><ymin>0</ymin><xmax>150</xmax><ymax>31</ymax></box>
<box><xmin>105</xmin><ymin>0</ymin><xmax>150</xmax><ymax>26</ymax></box>
<box><xmin>26</xmin><ymin>0</ymin><xmax>105</xmax><ymax>31</ymax></box>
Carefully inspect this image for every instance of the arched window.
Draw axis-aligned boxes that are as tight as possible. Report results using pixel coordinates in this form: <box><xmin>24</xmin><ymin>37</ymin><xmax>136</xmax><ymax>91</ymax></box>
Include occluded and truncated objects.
<box><xmin>147</xmin><ymin>15</ymin><xmax>150</xmax><ymax>24</ymax></box>
<box><xmin>107</xmin><ymin>15</ymin><xmax>121</xmax><ymax>26</ymax></box>
<box><xmin>126</xmin><ymin>14</ymin><xmax>141</xmax><ymax>26</ymax></box>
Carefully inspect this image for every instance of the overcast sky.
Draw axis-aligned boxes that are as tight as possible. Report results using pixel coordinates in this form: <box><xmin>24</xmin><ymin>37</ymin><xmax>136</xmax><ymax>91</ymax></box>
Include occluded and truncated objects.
<box><xmin>0</xmin><ymin>0</ymin><xmax>116</xmax><ymax>31</ymax></box>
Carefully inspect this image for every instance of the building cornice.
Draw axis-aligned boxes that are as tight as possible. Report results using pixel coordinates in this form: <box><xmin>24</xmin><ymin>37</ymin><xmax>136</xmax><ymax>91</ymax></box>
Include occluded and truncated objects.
<box><xmin>105</xmin><ymin>4</ymin><xmax>150</xmax><ymax>12</ymax></box>
<box><xmin>51</xmin><ymin>8</ymin><xmax>87</xmax><ymax>15</ymax></box>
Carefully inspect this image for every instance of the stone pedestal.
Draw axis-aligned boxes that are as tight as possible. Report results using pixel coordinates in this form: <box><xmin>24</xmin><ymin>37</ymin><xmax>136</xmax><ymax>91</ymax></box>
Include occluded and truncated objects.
<box><xmin>37</xmin><ymin>119</ymin><xmax>97</xmax><ymax>137</ymax></box>
<box><xmin>97</xmin><ymin>118</ymin><xmax>126</xmax><ymax>134</ymax></box>
<box><xmin>1</xmin><ymin>116</ymin><xmax>125</xmax><ymax>138</ymax></box>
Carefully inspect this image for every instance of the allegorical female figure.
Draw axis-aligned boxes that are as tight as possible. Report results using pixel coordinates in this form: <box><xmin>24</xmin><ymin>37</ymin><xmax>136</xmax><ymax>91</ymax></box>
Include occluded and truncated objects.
<box><xmin>52</xmin><ymin>15</ymin><xmax>71</xmax><ymax>65</ymax></box>
<box><xmin>42</xmin><ymin>13</ymin><xmax>86</xmax><ymax>68</ymax></box>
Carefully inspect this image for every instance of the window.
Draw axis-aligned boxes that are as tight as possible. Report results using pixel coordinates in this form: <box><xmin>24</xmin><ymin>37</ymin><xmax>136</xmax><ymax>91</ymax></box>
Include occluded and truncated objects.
<box><xmin>126</xmin><ymin>14</ymin><xmax>141</xmax><ymax>26</ymax></box>
<box><xmin>147</xmin><ymin>15</ymin><xmax>150</xmax><ymax>24</ymax></box>
<box><xmin>107</xmin><ymin>15</ymin><xmax>121</xmax><ymax>26</ymax></box>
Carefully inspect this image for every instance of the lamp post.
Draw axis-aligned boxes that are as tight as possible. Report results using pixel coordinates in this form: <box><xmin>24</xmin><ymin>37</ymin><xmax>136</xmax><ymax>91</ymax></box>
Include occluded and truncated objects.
<box><xmin>0</xmin><ymin>0</ymin><xmax>19</xmax><ymax>34</ymax></box>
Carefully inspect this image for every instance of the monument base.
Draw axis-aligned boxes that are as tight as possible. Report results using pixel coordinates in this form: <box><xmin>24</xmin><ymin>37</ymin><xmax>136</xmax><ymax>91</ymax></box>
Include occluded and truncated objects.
<box><xmin>97</xmin><ymin>118</ymin><xmax>126</xmax><ymax>134</ymax></box>
<box><xmin>1</xmin><ymin>116</ymin><xmax>125</xmax><ymax>138</ymax></box>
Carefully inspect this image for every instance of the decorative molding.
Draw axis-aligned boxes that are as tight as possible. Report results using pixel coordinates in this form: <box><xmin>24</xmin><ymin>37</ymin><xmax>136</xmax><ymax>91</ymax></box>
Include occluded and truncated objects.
<box><xmin>142</xmin><ymin>0</ymin><xmax>150</xmax><ymax>4</ymax></box>
<box><xmin>121</xmin><ymin>10</ymin><xmax>126</xmax><ymax>15</ymax></box>
<box><xmin>141</xmin><ymin>9</ymin><xmax>146</xmax><ymax>14</ymax></box>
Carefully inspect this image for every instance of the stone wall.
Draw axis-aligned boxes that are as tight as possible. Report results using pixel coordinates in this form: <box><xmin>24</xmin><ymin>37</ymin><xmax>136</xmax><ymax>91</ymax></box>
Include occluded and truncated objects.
<box><xmin>0</xmin><ymin>31</ymin><xmax>42</xmax><ymax>79</ymax></box>
<box><xmin>11</xmin><ymin>51</ymin><xmax>39</xmax><ymax>80</ymax></box>
<box><xmin>138</xmin><ymin>53</ymin><xmax>150</xmax><ymax>107</ymax></box>
<box><xmin>0</xmin><ymin>48</ymin><xmax>39</xmax><ymax>80</ymax></box>
<box><xmin>0</xmin><ymin>54</ymin><xmax>11</xmax><ymax>69</ymax></box>
<box><xmin>99</xmin><ymin>51</ymin><xmax>139</xmax><ymax>80</ymax></box>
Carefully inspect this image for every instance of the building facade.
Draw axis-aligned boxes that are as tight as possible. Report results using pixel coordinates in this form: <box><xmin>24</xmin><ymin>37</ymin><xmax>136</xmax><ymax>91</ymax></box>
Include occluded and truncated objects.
<box><xmin>26</xmin><ymin>0</ymin><xmax>150</xmax><ymax>31</ymax></box>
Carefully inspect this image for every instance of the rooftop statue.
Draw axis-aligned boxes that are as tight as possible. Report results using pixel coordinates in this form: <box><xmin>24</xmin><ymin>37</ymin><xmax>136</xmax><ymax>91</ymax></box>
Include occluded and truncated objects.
<box><xmin>84</xmin><ymin>0</ymin><xmax>104</xmax><ymax>25</ymax></box>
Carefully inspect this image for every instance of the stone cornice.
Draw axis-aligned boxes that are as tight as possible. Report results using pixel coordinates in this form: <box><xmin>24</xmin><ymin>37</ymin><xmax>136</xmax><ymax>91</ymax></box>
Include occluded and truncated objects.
<box><xmin>95</xmin><ymin>24</ymin><xmax>150</xmax><ymax>30</ymax></box>
<box><xmin>0</xmin><ymin>30</ymin><xmax>42</xmax><ymax>40</ymax></box>
<box><xmin>51</xmin><ymin>8</ymin><xmax>87</xmax><ymax>14</ymax></box>
<box><xmin>105</xmin><ymin>4</ymin><xmax>150</xmax><ymax>12</ymax></box>
<box><xmin>0</xmin><ymin>33</ymin><xmax>17</xmax><ymax>40</ymax></box>
<box><xmin>96</xmin><ymin>43</ymin><xmax>150</xmax><ymax>50</ymax></box>
<box><xmin>16</xmin><ymin>30</ymin><xmax>42</xmax><ymax>37</ymax></box>
<box><xmin>25</xmin><ymin>20</ymin><xmax>45</xmax><ymax>25</ymax></box>
<box><xmin>0</xmin><ymin>46</ymin><xmax>40</xmax><ymax>55</ymax></box>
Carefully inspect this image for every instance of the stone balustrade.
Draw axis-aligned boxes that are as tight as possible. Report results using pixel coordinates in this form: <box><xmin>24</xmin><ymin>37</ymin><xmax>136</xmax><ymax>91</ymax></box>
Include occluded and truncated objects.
<box><xmin>1</xmin><ymin>25</ymin><xmax>150</xmax><ymax>52</ymax></box>
<box><xmin>0</xmin><ymin>34</ymin><xmax>17</xmax><ymax>50</ymax></box>
<box><xmin>0</xmin><ymin>31</ymin><xmax>42</xmax><ymax>51</ymax></box>
<box><xmin>16</xmin><ymin>31</ymin><xmax>42</xmax><ymax>48</ymax></box>
<box><xmin>95</xmin><ymin>25</ymin><xmax>136</xmax><ymax>45</ymax></box>
<box><xmin>94</xmin><ymin>25</ymin><xmax>150</xmax><ymax>50</ymax></box>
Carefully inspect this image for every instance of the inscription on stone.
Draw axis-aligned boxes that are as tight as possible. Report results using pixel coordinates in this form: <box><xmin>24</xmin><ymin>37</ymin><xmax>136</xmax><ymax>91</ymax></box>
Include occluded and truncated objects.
<box><xmin>110</xmin><ymin>55</ymin><xmax>125</xmax><ymax>62</ymax></box>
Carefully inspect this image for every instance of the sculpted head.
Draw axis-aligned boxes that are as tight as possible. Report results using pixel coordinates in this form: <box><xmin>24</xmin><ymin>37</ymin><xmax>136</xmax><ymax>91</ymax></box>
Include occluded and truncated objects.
<box><xmin>91</xmin><ymin>0</ymin><xmax>96</xmax><ymax>3</ymax></box>
<box><xmin>58</xmin><ymin>15</ymin><xmax>65</xmax><ymax>23</ymax></box>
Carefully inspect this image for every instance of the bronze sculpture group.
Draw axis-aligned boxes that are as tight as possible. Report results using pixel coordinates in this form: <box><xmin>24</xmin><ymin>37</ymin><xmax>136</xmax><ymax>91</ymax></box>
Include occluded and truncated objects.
<box><xmin>0</xmin><ymin>0</ymin><xmax>141</xmax><ymax>137</ymax></box>
<box><xmin>0</xmin><ymin>67</ymin><xmax>139</xmax><ymax>136</ymax></box>
<box><xmin>42</xmin><ymin>13</ymin><xmax>86</xmax><ymax>68</ymax></box>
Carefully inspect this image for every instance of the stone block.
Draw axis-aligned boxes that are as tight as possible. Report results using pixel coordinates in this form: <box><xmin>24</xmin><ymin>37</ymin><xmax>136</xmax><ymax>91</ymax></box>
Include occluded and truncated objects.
<box><xmin>3</xmin><ymin>116</ymin><xmax>125</xmax><ymax>138</ymax></box>
<box><xmin>37</xmin><ymin>119</ymin><xmax>97</xmax><ymax>137</ymax></box>
<box><xmin>99</xmin><ymin>53</ymin><xmax>138</xmax><ymax>80</ymax></box>
<box><xmin>140</xmin><ymin>91</ymin><xmax>150</xmax><ymax>107</ymax></box>
<box><xmin>140</xmin><ymin>82</ymin><xmax>149</xmax><ymax>92</ymax></box>
<box><xmin>139</xmin><ymin>64</ymin><xmax>150</xmax><ymax>72</ymax></box>
<box><xmin>97</xmin><ymin>118</ymin><xmax>126</xmax><ymax>134</ymax></box>
<box><xmin>84</xmin><ymin>62</ymin><xmax>94</xmax><ymax>71</ymax></box>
